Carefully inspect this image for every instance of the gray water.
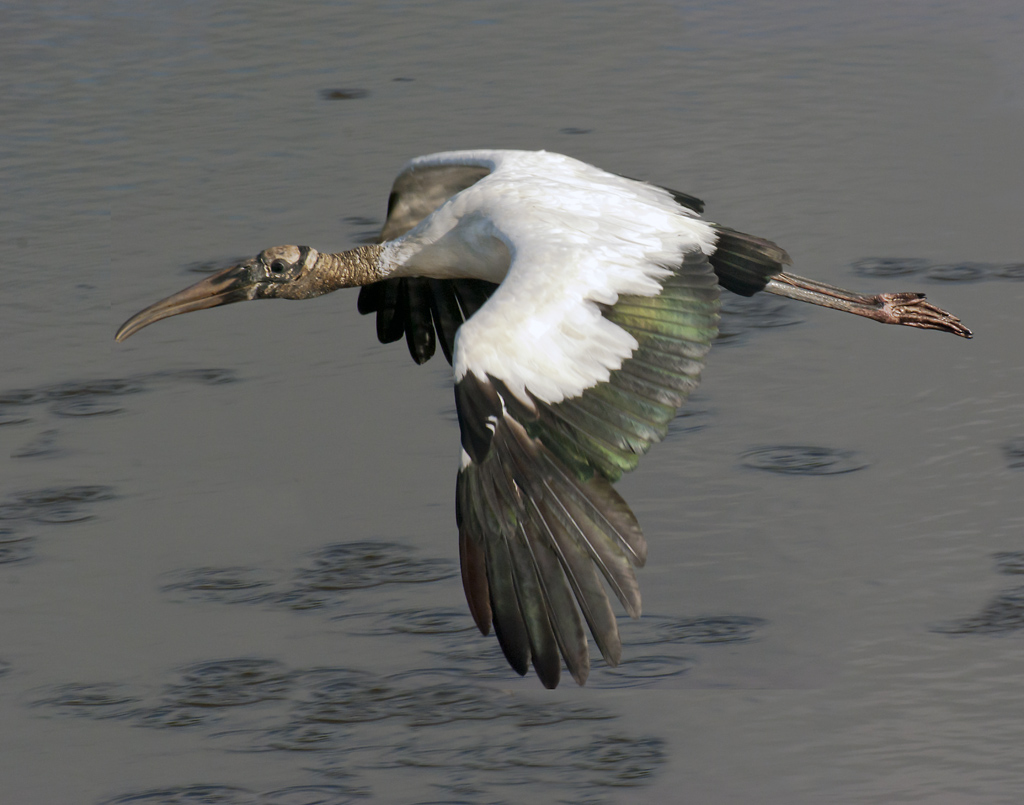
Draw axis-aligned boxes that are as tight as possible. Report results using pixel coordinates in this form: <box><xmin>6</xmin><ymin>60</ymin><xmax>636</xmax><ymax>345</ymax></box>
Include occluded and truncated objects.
<box><xmin>3</xmin><ymin>2</ymin><xmax>1024</xmax><ymax>803</ymax></box>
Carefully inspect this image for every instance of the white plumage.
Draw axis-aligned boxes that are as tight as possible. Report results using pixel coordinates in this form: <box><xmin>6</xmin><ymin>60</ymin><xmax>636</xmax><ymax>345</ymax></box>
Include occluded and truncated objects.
<box><xmin>384</xmin><ymin>151</ymin><xmax>716</xmax><ymax>403</ymax></box>
<box><xmin>115</xmin><ymin>149</ymin><xmax>970</xmax><ymax>688</ymax></box>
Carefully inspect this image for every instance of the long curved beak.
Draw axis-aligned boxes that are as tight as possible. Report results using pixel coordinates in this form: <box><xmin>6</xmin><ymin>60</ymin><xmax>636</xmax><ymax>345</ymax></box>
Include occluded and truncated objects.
<box><xmin>115</xmin><ymin>264</ymin><xmax>256</xmax><ymax>342</ymax></box>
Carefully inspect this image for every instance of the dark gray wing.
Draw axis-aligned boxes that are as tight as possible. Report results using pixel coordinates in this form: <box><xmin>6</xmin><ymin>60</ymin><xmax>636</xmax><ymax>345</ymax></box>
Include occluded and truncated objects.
<box><xmin>379</xmin><ymin>163</ymin><xmax>492</xmax><ymax>241</ymax></box>
<box><xmin>358</xmin><ymin>163</ymin><xmax>498</xmax><ymax>364</ymax></box>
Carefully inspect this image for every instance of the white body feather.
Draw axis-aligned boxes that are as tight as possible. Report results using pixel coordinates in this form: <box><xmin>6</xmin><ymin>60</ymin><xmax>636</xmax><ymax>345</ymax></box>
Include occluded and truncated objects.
<box><xmin>380</xmin><ymin>150</ymin><xmax>717</xmax><ymax>404</ymax></box>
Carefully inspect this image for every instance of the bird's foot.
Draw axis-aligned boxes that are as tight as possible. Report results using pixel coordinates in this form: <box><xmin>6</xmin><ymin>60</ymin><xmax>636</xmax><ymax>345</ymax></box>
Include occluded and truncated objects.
<box><xmin>766</xmin><ymin>273</ymin><xmax>973</xmax><ymax>339</ymax></box>
<box><xmin>866</xmin><ymin>292</ymin><xmax>973</xmax><ymax>339</ymax></box>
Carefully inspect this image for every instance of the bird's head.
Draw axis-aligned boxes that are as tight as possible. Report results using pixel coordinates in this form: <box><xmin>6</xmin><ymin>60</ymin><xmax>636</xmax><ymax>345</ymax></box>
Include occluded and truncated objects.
<box><xmin>115</xmin><ymin>245</ymin><xmax>322</xmax><ymax>342</ymax></box>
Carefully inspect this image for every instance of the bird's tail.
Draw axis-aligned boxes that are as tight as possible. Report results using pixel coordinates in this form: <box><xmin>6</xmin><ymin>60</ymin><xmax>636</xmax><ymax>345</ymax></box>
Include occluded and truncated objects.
<box><xmin>708</xmin><ymin>225</ymin><xmax>792</xmax><ymax>297</ymax></box>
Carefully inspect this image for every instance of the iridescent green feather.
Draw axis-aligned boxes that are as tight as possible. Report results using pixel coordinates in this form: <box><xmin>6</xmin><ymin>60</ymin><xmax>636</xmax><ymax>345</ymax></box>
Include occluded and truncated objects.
<box><xmin>531</xmin><ymin>253</ymin><xmax>721</xmax><ymax>482</ymax></box>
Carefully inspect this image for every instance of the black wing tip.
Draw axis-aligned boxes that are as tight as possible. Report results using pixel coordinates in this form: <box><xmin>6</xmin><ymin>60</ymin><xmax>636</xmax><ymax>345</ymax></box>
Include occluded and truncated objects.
<box><xmin>356</xmin><ymin>282</ymin><xmax>384</xmax><ymax>315</ymax></box>
<box><xmin>455</xmin><ymin>381</ymin><xmax>653</xmax><ymax>687</ymax></box>
<box><xmin>358</xmin><ymin>278</ymin><xmax>498</xmax><ymax>366</ymax></box>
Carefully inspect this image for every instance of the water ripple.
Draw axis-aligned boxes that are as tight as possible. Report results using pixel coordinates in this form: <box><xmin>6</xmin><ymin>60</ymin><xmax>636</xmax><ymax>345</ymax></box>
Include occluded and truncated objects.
<box><xmin>51</xmin><ymin>398</ymin><xmax>125</xmax><ymax>417</ymax></box>
<box><xmin>160</xmin><ymin>567</ymin><xmax>278</xmax><ymax>605</ymax></box>
<box><xmin>338</xmin><ymin>608</ymin><xmax>477</xmax><ymax>637</ymax></box>
<box><xmin>167</xmin><ymin>659</ymin><xmax>295</xmax><ymax>707</ymax></box>
<box><xmin>932</xmin><ymin>586</ymin><xmax>1024</xmax><ymax>635</ymax></box>
<box><xmin>0</xmin><ymin>369</ymin><xmax>237</xmax><ymax>429</ymax></box>
<box><xmin>0</xmin><ymin>485</ymin><xmax>116</xmax><ymax>524</ymax></box>
<box><xmin>624</xmin><ymin>614</ymin><xmax>768</xmax><ymax>646</ymax></box>
<box><xmin>717</xmin><ymin>294</ymin><xmax>804</xmax><ymax>344</ymax></box>
<box><xmin>39</xmin><ymin>658</ymin><xmax>665</xmax><ymax>803</ymax></box>
<box><xmin>162</xmin><ymin>542</ymin><xmax>457</xmax><ymax>613</ymax></box>
<box><xmin>31</xmin><ymin>682</ymin><xmax>143</xmax><ymax>720</ymax></box>
<box><xmin>741</xmin><ymin>446</ymin><xmax>869</xmax><ymax>475</ymax></box>
<box><xmin>852</xmin><ymin>257</ymin><xmax>1024</xmax><ymax>282</ymax></box>
<box><xmin>926</xmin><ymin>262</ymin><xmax>989</xmax><ymax>282</ymax></box>
<box><xmin>667</xmin><ymin>404</ymin><xmax>712</xmax><ymax>436</ymax></box>
<box><xmin>99</xmin><ymin>784</ymin><xmax>364</xmax><ymax>805</ymax></box>
<box><xmin>590</xmin><ymin>655</ymin><xmax>694</xmax><ymax>688</ymax></box>
<box><xmin>993</xmin><ymin>552</ymin><xmax>1024</xmax><ymax>575</ymax></box>
<box><xmin>851</xmin><ymin>257</ymin><xmax>930</xmax><ymax>277</ymax></box>
<box><xmin>1002</xmin><ymin>437</ymin><xmax>1024</xmax><ymax>469</ymax></box>
<box><xmin>380</xmin><ymin>730</ymin><xmax>665</xmax><ymax>789</ymax></box>
<box><xmin>11</xmin><ymin>428</ymin><xmax>63</xmax><ymax>459</ymax></box>
<box><xmin>0</xmin><ymin>527</ymin><xmax>35</xmax><ymax>564</ymax></box>
<box><xmin>296</xmin><ymin>542</ymin><xmax>457</xmax><ymax>591</ymax></box>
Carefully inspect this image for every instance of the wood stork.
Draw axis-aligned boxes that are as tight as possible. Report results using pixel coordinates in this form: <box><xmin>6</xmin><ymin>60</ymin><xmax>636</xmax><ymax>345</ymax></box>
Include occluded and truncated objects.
<box><xmin>115</xmin><ymin>149</ymin><xmax>971</xmax><ymax>688</ymax></box>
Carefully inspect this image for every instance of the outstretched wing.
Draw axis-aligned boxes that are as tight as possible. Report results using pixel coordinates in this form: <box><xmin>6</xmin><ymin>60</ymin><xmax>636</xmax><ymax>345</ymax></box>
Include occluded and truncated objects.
<box><xmin>356</xmin><ymin>151</ymin><xmax>789</xmax><ymax>686</ymax></box>
<box><xmin>356</xmin><ymin>157</ymin><xmax>742</xmax><ymax>366</ymax></box>
<box><xmin>454</xmin><ymin>249</ymin><xmax>721</xmax><ymax>687</ymax></box>
<box><xmin>355</xmin><ymin>222</ymin><xmax>787</xmax><ymax>365</ymax></box>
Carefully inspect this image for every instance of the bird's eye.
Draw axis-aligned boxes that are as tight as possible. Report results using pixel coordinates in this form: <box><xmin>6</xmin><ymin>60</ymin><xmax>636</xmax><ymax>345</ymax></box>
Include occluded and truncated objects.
<box><xmin>269</xmin><ymin>259</ymin><xmax>289</xmax><ymax>274</ymax></box>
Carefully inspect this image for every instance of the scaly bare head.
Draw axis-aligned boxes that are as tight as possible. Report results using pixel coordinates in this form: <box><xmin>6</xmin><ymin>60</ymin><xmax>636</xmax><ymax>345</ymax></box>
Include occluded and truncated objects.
<box><xmin>115</xmin><ymin>244</ymin><xmax>385</xmax><ymax>342</ymax></box>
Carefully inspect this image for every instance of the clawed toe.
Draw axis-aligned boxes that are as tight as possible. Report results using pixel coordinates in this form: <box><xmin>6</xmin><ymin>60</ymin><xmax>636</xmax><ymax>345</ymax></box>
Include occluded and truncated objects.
<box><xmin>879</xmin><ymin>293</ymin><xmax>973</xmax><ymax>339</ymax></box>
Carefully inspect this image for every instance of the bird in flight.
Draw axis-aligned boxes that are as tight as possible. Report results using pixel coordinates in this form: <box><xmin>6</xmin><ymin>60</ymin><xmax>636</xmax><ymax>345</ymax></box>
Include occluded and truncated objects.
<box><xmin>116</xmin><ymin>150</ymin><xmax>970</xmax><ymax>688</ymax></box>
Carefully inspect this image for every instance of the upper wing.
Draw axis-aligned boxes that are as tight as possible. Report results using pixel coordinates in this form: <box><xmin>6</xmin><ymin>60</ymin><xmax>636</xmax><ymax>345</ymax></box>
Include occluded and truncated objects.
<box><xmin>357</xmin><ymin>157</ymin><xmax>723</xmax><ymax>366</ymax></box>
<box><xmin>454</xmin><ymin>249</ymin><xmax>721</xmax><ymax>687</ymax></box>
<box><xmin>379</xmin><ymin>162</ymin><xmax>493</xmax><ymax>241</ymax></box>
<box><xmin>358</xmin><ymin>161</ymin><xmax>499</xmax><ymax>364</ymax></box>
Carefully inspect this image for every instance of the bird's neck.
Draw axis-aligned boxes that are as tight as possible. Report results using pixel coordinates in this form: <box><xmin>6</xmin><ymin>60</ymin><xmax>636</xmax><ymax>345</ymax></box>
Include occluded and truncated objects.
<box><xmin>306</xmin><ymin>244</ymin><xmax>388</xmax><ymax>293</ymax></box>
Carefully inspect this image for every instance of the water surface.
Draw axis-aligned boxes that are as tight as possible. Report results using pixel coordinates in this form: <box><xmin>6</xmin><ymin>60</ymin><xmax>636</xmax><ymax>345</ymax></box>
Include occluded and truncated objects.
<box><xmin>2</xmin><ymin>2</ymin><xmax>1023</xmax><ymax>803</ymax></box>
